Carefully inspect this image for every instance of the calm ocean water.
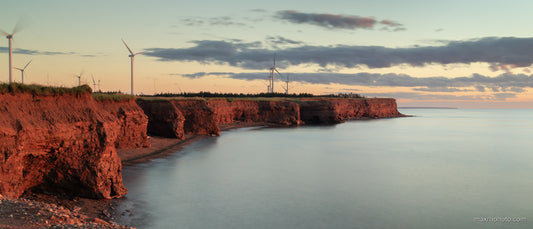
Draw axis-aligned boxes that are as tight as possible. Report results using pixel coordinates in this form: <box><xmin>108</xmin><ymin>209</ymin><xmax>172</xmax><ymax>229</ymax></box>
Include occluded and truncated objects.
<box><xmin>115</xmin><ymin>109</ymin><xmax>533</xmax><ymax>229</ymax></box>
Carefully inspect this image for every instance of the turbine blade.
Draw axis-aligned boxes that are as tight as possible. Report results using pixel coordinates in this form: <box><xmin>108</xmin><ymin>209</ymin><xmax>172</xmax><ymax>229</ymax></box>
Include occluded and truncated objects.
<box><xmin>12</xmin><ymin>18</ymin><xmax>25</xmax><ymax>35</ymax></box>
<box><xmin>92</xmin><ymin>74</ymin><xmax>95</xmax><ymax>84</ymax></box>
<box><xmin>122</xmin><ymin>39</ymin><xmax>134</xmax><ymax>55</ymax></box>
<box><xmin>135</xmin><ymin>51</ymin><xmax>147</xmax><ymax>55</ymax></box>
<box><xmin>275</xmin><ymin>68</ymin><xmax>282</xmax><ymax>76</ymax></box>
<box><xmin>14</xmin><ymin>67</ymin><xmax>23</xmax><ymax>71</ymax></box>
<box><xmin>0</xmin><ymin>29</ymin><xmax>8</xmax><ymax>36</ymax></box>
<box><xmin>23</xmin><ymin>60</ymin><xmax>32</xmax><ymax>70</ymax></box>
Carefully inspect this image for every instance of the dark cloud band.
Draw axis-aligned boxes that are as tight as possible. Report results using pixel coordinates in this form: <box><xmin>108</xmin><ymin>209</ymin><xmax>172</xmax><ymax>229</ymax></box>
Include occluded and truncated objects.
<box><xmin>181</xmin><ymin>71</ymin><xmax>533</xmax><ymax>91</ymax></box>
<box><xmin>144</xmin><ymin>37</ymin><xmax>533</xmax><ymax>70</ymax></box>
<box><xmin>275</xmin><ymin>10</ymin><xmax>404</xmax><ymax>31</ymax></box>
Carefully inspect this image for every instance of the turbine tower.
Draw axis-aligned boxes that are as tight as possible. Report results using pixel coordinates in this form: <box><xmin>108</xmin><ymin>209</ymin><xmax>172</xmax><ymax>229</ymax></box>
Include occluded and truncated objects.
<box><xmin>268</xmin><ymin>54</ymin><xmax>282</xmax><ymax>93</ymax></box>
<box><xmin>281</xmin><ymin>73</ymin><xmax>290</xmax><ymax>95</ymax></box>
<box><xmin>1</xmin><ymin>23</ymin><xmax>21</xmax><ymax>83</ymax></box>
<box><xmin>122</xmin><ymin>39</ymin><xmax>145</xmax><ymax>95</ymax></box>
<box><xmin>75</xmin><ymin>71</ymin><xmax>83</xmax><ymax>86</ymax></box>
<box><xmin>14</xmin><ymin>60</ymin><xmax>32</xmax><ymax>84</ymax></box>
<box><xmin>91</xmin><ymin>74</ymin><xmax>96</xmax><ymax>90</ymax></box>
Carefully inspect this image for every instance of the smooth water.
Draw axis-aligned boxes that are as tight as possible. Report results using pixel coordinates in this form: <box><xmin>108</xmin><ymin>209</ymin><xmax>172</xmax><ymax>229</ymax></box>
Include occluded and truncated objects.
<box><xmin>115</xmin><ymin>109</ymin><xmax>533</xmax><ymax>229</ymax></box>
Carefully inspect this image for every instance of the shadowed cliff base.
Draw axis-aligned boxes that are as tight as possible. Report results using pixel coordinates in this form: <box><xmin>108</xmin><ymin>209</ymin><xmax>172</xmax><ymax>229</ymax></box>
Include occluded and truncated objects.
<box><xmin>136</xmin><ymin>96</ymin><xmax>405</xmax><ymax>139</ymax></box>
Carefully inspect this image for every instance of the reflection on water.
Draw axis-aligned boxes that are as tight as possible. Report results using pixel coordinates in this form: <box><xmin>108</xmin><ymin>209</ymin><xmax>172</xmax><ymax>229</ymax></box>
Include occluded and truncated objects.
<box><xmin>115</xmin><ymin>110</ymin><xmax>533</xmax><ymax>229</ymax></box>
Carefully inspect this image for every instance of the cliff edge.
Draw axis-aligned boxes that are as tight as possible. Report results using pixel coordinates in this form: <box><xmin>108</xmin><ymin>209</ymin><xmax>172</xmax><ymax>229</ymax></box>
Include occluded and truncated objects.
<box><xmin>138</xmin><ymin>97</ymin><xmax>404</xmax><ymax>138</ymax></box>
<box><xmin>0</xmin><ymin>85</ymin><xmax>149</xmax><ymax>199</ymax></box>
<box><xmin>0</xmin><ymin>85</ymin><xmax>403</xmax><ymax>200</ymax></box>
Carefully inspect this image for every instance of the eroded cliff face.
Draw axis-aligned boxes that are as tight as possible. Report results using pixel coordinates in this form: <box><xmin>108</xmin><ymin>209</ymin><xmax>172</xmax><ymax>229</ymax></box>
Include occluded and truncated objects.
<box><xmin>98</xmin><ymin>99</ymin><xmax>151</xmax><ymax>149</ymax></box>
<box><xmin>136</xmin><ymin>99</ymin><xmax>186</xmax><ymax>139</ymax></box>
<box><xmin>300</xmin><ymin>98</ymin><xmax>403</xmax><ymax>124</ymax></box>
<box><xmin>0</xmin><ymin>91</ymin><xmax>149</xmax><ymax>199</ymax></box>
<box><xmin>139</xmin><ymin>97</ymin><xmax>403</xmax><ymax>138</ymax></box>
<box><xmin>0</xmin><ymin>92</ymin><xmax>402</xmax><ymax>199</ymax></box>
<box><xmin>208</xmin><ymin>99</ymin><xmax>301</xmax><ymax>126</ymax></box>
<box><xmin>170</xmin><ymin>100</ymin><xmax>220</xmax><ymax>136</ymax></box>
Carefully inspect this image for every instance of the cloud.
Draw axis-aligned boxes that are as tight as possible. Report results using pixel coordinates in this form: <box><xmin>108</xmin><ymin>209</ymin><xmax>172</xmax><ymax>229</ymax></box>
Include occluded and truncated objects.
<box><xmin>413</xmin><ymin>87</ymin><xmax>472</xmax><ymax>92</ymax></box>
<box><xmin>275</xmin><ymin>10</ymin><xmax>405</xmax><ymax>31</ymax></box>
<box><xmin>0</xmin><ymin>47</ymin><xmax>75</xmax><ymax>55</ymax></box>
<box><xmin>181</xmin><ymin>16</ymin><xmax>250</xmax><ymax>27</ymax></box>
<box><xmin>180</xmin><ymin>71</ymin><xmax>533</xmax><ymax>91</ymax></box>
<box><xmin>266</xmin><ymin>36</ymin><xmax>304</xmax><ymax>46</ymax></box>
<box><xmin>145</xmin><ymin>37</ymin><xmax>533</xmax><ymax>71</ymax></box>
<box><xmin>179</xmin><ymin>71</ymin><xmax>526</xmax><ymax>102</ymax></box>
<box><xmin>363</xmin><ymin>92</ymin><xmax>485</xmax><ymax>101</ymax></box>
<box><xmin>250</xmin><ymin>9</ymin><xmax>267</xmax><ymax>13</ymax></box>
<box><xmin>364</xmin><ymin>92</ymin><xmax>516</xmax><ymax>101</ymax></box>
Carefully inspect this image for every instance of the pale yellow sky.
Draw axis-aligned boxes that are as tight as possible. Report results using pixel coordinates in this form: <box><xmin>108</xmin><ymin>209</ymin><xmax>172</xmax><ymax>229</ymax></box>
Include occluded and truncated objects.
<box><xmin>3</xmin><ymin>1</ymin><xmax>533</xmax><ymax>108</ymax></box>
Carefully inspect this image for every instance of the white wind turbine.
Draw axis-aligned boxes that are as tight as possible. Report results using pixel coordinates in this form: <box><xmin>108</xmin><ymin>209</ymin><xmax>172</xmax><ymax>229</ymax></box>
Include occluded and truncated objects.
<box><xmin>91</xmin><ymin>74</ymin><xmax>101</xmax><ymax>92</ymax></box>
<box><xmin>268</xmin><ymin>54</ymin><xmax>283</xmax><ymax>93</ymax></box>
<box><xmin>91</xmin><ymin>74</ymin><xmax>96</xmax><ymax>92</ymax></box>
<box><xmin>1</xmin><ymin>22</ymin><xmax>22</xmax><ymax>83</ymax></box>
<box><xmin>281</xmin><ymin>73</ymin><xmax>290</xmax><ymax>95</ymax></box>
<box><xmin>74</xmin><ymin>71</ymin><xmax>83</xmax><ymax>86</ymax></box>
<box><xmin>122</xmin><ymin>39</ymin><xmax>145</xmax><ymax>95</ymax></box>
<box><xmin>14</xmin><ymin>60</ymin><xmax>32</xmax><ymax>84</ymax></box>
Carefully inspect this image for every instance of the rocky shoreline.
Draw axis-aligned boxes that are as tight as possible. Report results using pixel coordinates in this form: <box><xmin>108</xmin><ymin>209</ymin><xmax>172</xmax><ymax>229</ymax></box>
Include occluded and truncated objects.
<box><xmin>0</xmin><ymin>124</ymin><xmax>267</xmax><ymax>229</ymax></box>
<box><xmin>0</xmin><ymin>86</ymin><xmax>405</xmax><ymax>228</ymax></box>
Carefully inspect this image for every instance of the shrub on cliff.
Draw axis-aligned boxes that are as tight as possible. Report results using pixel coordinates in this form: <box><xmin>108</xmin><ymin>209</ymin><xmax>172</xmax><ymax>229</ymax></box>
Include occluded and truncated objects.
<box><xmin>0</xmin><ymin>83</ymin><xmax>92</xmax><ymax>96</ymax></box>
<box><xmin>92</xmin><ymin>92</ymin><xmax>135</xmax><ymax>102</ymax></box>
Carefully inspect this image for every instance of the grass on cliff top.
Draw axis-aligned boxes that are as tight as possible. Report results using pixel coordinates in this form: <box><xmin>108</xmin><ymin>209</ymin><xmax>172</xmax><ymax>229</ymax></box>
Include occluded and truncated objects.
<box><xmin>136</xmin><ymin>96</ymin><xmax>206</xmax><ymax>102</ymax></box>
<box><xmin>92</xmin><ymin>92</ymin><xmax>136</xmax><ymax>102</ymax></box>
<box><xmin>0</xmin><ymin>83</ymin><xmax>92</xmax><ymax>95</ymax></box>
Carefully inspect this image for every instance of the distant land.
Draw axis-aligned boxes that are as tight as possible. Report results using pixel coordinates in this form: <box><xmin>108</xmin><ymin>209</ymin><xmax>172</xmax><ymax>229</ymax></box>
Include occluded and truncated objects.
<box><xmin>399</xmin><ymin>107</ymin><xmax>458</xmax><ymax>109</ymax></box>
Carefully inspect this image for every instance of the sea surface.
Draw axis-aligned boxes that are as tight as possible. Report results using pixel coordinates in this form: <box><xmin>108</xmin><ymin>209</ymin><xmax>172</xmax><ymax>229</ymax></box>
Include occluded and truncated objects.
<box><xmin>115</xmin><ymin>109</ymin><xmax>533</xmax><ymax>229</ymax></box>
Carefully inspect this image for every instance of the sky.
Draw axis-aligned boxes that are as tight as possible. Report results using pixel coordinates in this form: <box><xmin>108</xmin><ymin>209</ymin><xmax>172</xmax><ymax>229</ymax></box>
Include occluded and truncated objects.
<box><xmin>2</xmin><ymin>0</ymin><xmax>533</xmax><ymax>108</ymax></box>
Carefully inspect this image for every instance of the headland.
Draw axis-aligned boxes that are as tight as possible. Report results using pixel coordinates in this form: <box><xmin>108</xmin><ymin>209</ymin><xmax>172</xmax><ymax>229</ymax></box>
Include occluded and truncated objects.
<box><xmin>0</xmin><ymin>83</ymin><xmax>406</xmax><ymax>228</ymax></box>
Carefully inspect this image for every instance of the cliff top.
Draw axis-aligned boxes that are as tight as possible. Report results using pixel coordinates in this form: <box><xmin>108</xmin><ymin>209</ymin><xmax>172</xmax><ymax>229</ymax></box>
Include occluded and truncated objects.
<box><xmin>136</xmin><ymin>96</ymin><xmax>391</xmax><ymax>103</ymax></box>
<box><xmin>0</xmin><ymin>83</ymin><xmax>91</xmax><ymax>96</ymax></box>
<box><xmin>92</xmin><ymin>93</ymin><xmax>135</xmax><ymax>102</ymax></box>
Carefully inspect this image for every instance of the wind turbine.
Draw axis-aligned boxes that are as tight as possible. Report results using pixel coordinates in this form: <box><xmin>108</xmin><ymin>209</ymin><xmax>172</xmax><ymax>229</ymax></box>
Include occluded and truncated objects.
<box><xmin>122</xmin><ymin>39</ymin><xmax>145</xmax><ymax>95</ymax></box>
<box><xmin>1</xmin><ymin>22</ymin><xmax>22</xmax><ymax>83</ymax></box>
<box><xmin>281</xmin><ymin>73</ymin><xmax>290</xmax><ymax>95</ymax></box>
<box><xmin>91</xmin><ymin>74</ymin><xmax>96</xmax><ymax>90</ymax></box>
<box><xmin>74</xmin><ymin>71</ymin><xmax>83</xmax><ymax>86</ymax></box>
<box><xmin>14</xmin><ymin>59</ymin><xmax>32</xmax><ymax>84</ymax></box>
<box><xmin>268</xmin><ymin>54</ymin><xmax>283</xmax><ymax>93</ymax></box>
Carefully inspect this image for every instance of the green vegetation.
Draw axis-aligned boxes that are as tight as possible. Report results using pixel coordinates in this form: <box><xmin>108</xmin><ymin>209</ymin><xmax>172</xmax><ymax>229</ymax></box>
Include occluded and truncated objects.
<box><xmin>0</xmin><ymin>83</ymin><xmax>92</xmax><ymax>95</ymax></box>
<box><xmin>142</xmin><ymin>91</ymin><xmax>365</xmax><ymax>99</ymax></box>
<box><xmin>136</xmin><ymin>96</ymin><xmax>206</xmax><ymax>102</ymax></box>
<box><xmin>92</xmin><ymin>92</ymin><xmax>135</xmax><ymax>101</ymax></box>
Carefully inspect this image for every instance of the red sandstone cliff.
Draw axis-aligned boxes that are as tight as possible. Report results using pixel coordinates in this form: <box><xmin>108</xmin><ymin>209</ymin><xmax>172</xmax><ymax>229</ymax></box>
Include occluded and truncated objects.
<box><xmin>136</xmin><ymin>99</ymin><xmax>186</xmax><ymax>139</ymax></box>
<box><xmin>170</xmin><ymin>99</ymin><xmax>220</xmax><ymax>136</ymax></box>
<box><xmin>0</xmin><ymin>89</ymin><xmax>149</xmax><ymax>199</ymax></box>
<box><xmin>98</xmin><ymin>99</ymin><xmax>150</xmax><ymax>149</ymax></box>
<box><xmin>138</xmin><ymin>98</ymin><xmax>302</xmax><ymax>139</ymax></box>
<box><xmin>299</xmin><ymin>98</ymin><xmax>403</xmax><ymax>124</ymax></box>
<box><xmin>138</xmin><ymin>97</ymin><xmax>403</xmax><ymax>138</ymax></box>
<box><xmin>208</xmin><ymin>99</ymin><xmax>301</xmax><ymax>126</ymax></box>
<box><xmin>0</xmin><ymin>89</ymin><xmax>402</xmax><ymax>200</ymax></box>
<box><xmin>136</xmin><ymin>99</ymin><xmax>220</xmax><ymax>139</ymax></box>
